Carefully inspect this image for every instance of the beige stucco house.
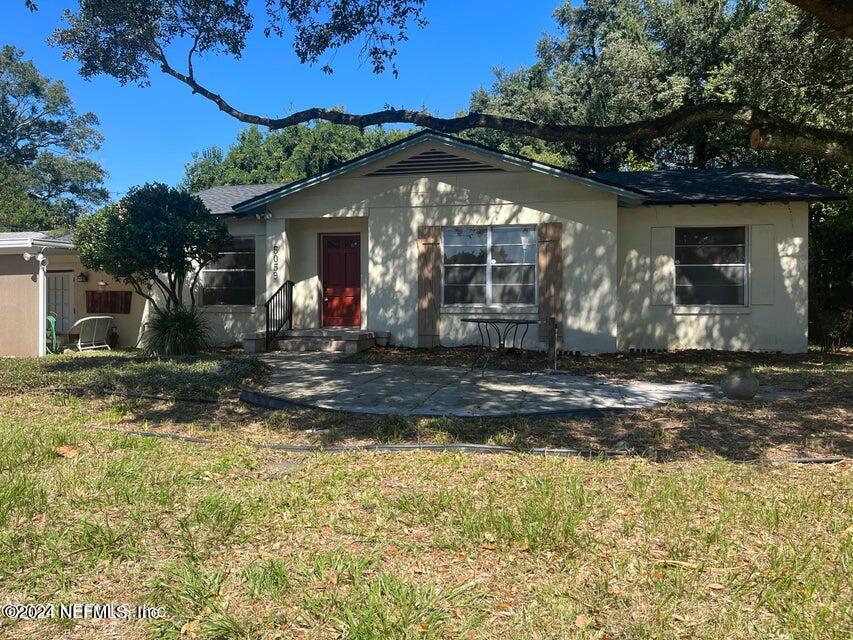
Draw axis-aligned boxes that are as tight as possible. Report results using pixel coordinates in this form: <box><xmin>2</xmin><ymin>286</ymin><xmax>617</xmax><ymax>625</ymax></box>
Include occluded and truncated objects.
<box><xmin>0</xmin><ymin>131</ymin><xmax>844</xmax><ymax>357</ymax></box>
<box><xmin>192</xmin><ymin>132</ymin><xmax>843</xmax><ymax>354</ymax></box>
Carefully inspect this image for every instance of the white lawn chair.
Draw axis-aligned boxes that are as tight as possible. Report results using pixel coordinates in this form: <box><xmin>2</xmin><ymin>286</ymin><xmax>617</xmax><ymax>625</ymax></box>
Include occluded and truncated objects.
<box><xmin>68</xmin><ymin>316</ymin><xmax>114</xmax><ymax>351</ymax></box>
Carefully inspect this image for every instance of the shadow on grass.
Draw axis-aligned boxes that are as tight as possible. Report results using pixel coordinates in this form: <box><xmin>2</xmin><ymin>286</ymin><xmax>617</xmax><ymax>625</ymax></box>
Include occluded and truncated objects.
<box><xmin>16</xmin><ymin>348</ymin><xmax>851</xmax><ymax>461</ymax></box>
<box><xmin>344</xmin><ymin>346</ymin><xmax>853</xmax><ymax>388</ymax></box>
<box><xmin>108</xmin><ymin>389</ymin><xmax>851</xmax><ymax>462</ymax></box>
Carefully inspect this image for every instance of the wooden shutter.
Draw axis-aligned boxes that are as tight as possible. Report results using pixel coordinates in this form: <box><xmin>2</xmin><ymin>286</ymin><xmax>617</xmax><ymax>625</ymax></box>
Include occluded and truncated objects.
<box><xmin>750</xmin><ymin>224</ymin><xmax>775</xmax><ymax>305</ymax></box>
<box><xmin>650</xmin><ymin>227</ymin><xmax>675</xmax><ymax>306</ymax></box>
<box><xmin>417</xmin><ymin>226</ymin><xmax>441</xmax><ymax>348</ymax></box>
<box><xmin>86</xmin><ymin>290</ymin><xmax>132</xmax><ymax>314</ymax></box>
<box><xmin>538</xmin><ymin>222</ymin><xmax>564</xmax><ymax>344</ymax></box>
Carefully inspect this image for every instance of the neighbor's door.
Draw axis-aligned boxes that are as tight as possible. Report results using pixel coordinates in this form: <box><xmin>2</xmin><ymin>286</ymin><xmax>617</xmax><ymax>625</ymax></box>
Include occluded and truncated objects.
<box><xmin>46</xmin><ymin>271</ymin><xmax>74</xmax><ymax>333</ymax></box>
<box><xmin>322</xmin><ymin>234</ymin><xmax>361</xmax><ymax>327</ymax></box>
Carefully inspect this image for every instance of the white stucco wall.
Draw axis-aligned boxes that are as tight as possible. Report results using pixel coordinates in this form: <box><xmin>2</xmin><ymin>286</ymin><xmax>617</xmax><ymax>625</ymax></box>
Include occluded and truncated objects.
<box><xmin>366</xmin><ymin>198</ymin><xmax>617</xmax><ymax>350</ymax></box>
<box><xmin>616</xmin><ymin>201</ymin><xmax>809</xmax><ymax>352</ymax></box>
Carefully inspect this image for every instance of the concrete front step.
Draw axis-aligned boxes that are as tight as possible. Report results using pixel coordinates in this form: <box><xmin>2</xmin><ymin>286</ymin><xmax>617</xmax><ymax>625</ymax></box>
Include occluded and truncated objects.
<box><xmin>284</xmin><ymin>329</ymin><xmax>375</xmax><ymax>339</ymax></box>
<box><xmin>275</xmin><ymin>329</ymin><xmax>387</xmax><ymax>354</ymax></box>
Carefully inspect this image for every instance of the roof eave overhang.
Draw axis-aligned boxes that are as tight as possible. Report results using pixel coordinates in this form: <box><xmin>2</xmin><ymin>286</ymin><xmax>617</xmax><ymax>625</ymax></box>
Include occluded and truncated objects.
<box><xmin>232</xmin><ymin>132</ymin><xmax>646</xmax><ymax>213</ymax></box>
<box><xmin>637</xmin><ymin>195</ymin><xmax>849</xmax><ymax>206</ymax></box>
<box><xmin>0</xmin><ymin>239</ymin><xmax>74</xmax><ymax>250</ymax></box>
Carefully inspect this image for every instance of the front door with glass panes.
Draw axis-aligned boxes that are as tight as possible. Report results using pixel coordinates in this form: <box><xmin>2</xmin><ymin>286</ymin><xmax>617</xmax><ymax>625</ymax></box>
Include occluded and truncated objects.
<box><xmin>46</xmin><ymin>271</ymin><xmax>74</xmax><ymax>333</ymax></box>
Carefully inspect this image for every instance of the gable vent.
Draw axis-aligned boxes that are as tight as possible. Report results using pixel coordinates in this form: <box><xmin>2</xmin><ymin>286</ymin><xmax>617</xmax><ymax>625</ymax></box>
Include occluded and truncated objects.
<box><xmin>368</xmin><ymin>149</ymin><xmax>503</xmax><ymax>176</ymax></box>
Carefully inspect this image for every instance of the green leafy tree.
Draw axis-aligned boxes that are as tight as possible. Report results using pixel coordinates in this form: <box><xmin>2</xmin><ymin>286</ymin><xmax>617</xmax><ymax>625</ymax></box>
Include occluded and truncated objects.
<box><xmin>0</xmin><ymin>45</ymin><xmax>107</xmax><ymax>230</ymax></box>
<box><xmin>0</xmin><ymin>163</ymin><xmax>56</xmax><ymax>230</ymax></box>
<box><xmin>183</xmin><ymin>122</ymin><xmax>408</xmax><ymax>191</ymax></box>
<box><xmin>74</xmin><ymin>183</ymin><xmax>230</xmax><ymax>314</ymax></box>
<box><xmin>50</xmin><ymin>0</ymin><xmax>852</xmax><ymax>162</ymax></box>
<box><xmin>467</xmin><ymin>0</ymin><xmax>852</xmax><ymax>171</ymax></box>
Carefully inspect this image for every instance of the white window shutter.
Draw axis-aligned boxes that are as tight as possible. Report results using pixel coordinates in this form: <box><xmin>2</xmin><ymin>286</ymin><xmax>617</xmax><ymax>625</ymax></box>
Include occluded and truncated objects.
<box><xmin>650</xmin><ymin>226</ymin><xmax>675</xmax><ymax>306</ymax></box>
<box><xmin>750</xmin><ymin>224</ymin><xmax>775</xmax><ymax>305</ymax></box>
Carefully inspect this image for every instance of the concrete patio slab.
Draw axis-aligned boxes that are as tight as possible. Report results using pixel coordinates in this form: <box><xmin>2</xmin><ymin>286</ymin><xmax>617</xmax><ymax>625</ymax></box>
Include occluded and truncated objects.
<box><xmin>244</xmin><ymin>352</ymin><xmax>780</xmax><ymax>417</ymax></box>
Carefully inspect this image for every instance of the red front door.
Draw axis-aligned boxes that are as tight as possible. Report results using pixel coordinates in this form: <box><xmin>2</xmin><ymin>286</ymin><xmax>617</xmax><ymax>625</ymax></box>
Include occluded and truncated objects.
<box><xmin>322</xmin><ymin>234</ymin><xmax>361</xmax><ymax>327</ymax></box>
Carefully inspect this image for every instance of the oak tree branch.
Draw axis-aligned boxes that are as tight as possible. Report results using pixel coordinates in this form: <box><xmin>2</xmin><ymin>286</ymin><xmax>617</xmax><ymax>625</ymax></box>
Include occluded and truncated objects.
<box><xmin>153</xmin><ymin>51</ymin><xmax>853</xmax><ymax>164</ymax></box>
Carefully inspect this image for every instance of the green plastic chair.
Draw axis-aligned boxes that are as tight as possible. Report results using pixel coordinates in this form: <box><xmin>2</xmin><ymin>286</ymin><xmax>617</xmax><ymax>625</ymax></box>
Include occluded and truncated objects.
<box><xmin>46</xmin><ymin>314</ymin><xmax>58</xmax><ymax>354</ymax></box>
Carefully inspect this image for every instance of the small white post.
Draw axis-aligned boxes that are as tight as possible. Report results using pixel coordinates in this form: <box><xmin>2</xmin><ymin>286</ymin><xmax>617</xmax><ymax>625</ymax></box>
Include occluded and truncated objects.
<box><xmin>34</xmin><ymin>254</ymin><xmax>47</xmax><ymax>357</ymax></box>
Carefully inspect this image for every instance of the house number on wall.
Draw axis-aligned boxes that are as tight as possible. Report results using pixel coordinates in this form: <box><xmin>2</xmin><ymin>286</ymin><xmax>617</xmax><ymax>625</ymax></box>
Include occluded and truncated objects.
<box><xmin>272</xmin><ymin>245</ymin><xmax>280</xmax><ymax>281</ymax></box>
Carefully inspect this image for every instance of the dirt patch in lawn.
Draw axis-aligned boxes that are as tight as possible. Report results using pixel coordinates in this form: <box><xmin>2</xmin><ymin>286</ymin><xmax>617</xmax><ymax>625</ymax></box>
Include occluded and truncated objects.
<box><xmin>341</xmin><ymin>345</ymin><xmax>550</xmax><ymax>372</ymax></box>
<box><xmin>343</xmin><ymin>345</ymin><xmax>853</xmax><ymax>387</ymax></box>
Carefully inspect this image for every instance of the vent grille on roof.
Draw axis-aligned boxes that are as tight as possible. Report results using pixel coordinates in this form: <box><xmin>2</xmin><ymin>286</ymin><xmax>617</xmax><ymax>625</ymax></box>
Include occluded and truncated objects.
<box><xmin>368</xmin><ymin>149</ymin><xmax>502</xmax><ymax>176</ymax></box>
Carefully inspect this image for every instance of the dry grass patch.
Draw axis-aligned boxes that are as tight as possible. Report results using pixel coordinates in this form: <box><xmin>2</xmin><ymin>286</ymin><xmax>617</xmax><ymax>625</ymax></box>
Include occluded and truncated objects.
<box><xmin>344</xmin><ymin>345</ymin><xmax>853</xmax><ymax>386</ymax></box>
<box><xmin>2</xmin><ymin>348</ymin><xmax>850</xmax><ymax>460</ymax></box>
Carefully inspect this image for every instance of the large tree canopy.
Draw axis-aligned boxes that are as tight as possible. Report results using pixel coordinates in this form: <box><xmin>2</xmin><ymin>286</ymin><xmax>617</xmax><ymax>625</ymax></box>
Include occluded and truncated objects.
<box><xmin>182</xmin><ymin>121</ymin><xmax>407</xmax><ymax>192</ymax></box>
<box><xmin>74</xmin><ymin>183</ymin><xmax>230</xmax><ymax>314</ymax></box>
<box><xmin>0</xmin><ymin>45</ymin><xmax>107</xmax><ymax>230</ymax></box>
<box><xmin>786</xmin><ymin>0</ymin><xmax>853</xmax><ymax>37</ymax></box>
<box><xmin>466</xmin><ymin>0</ymin><xmax>852</xmax><ymax>171</ymax></box>
<box><xmin>50</xmin><ymin>0</ymin><xmax>853</xmax><ymax>162</ymax></box>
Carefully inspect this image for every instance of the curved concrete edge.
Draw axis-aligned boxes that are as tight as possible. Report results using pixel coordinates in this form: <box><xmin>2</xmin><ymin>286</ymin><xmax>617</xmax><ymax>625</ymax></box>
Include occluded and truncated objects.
<box><xmin>115</xmin><ymin>428</ymin><xmax>846</xmax><ymax>464</ymax></box>
<box><xmin>266</xmin><ymin>442</ymin><xmax>629</xmax><ymax>457</ymax></box>
<box><xmin>120</xmin><ymin>428</ymin><xmax>624</xmax><ymax>457</ymax></box>
<box><xmin>239</xmin><ymin>387</ymin><xmax>630</xmax><ymax>419</ymax></box>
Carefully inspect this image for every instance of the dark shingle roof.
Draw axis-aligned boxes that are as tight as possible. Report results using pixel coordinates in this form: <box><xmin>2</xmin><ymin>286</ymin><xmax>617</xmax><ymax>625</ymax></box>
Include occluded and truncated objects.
<box><xmin>195</xmin><ymin>184</ymin><xmax>285</xmax><ymax>215</ymax></box>
<box><xmin>594</xmin><ymin>167</ymin><xmax>847</xmax><ymax>205</ymax></box>
<box><xmin>193</xmin><ymin>135</ymin><xmax>847</xmax><ymax>214</ymax></box>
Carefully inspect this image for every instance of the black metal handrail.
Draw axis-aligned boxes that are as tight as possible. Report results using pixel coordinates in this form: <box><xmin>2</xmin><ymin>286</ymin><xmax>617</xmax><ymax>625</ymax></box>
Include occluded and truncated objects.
<box><xmin>265</xmin><ymin>280</ymin><xmax>294</xmax><ymax>350</ymax></box>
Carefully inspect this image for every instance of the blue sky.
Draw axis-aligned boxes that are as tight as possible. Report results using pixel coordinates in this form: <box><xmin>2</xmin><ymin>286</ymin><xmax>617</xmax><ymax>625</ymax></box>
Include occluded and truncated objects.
<box><xmin>2</xmin><ymin>1</ymin><xmax>563</xmax><ymax>198</ymax></box>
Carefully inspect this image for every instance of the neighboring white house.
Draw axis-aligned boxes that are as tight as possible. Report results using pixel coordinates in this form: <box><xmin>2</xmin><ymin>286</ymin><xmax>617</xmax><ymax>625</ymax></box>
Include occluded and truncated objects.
<box><xmin>1</xmin><ymin>131</ymin><xmax>845</xmax><ymax>357</ymax></box>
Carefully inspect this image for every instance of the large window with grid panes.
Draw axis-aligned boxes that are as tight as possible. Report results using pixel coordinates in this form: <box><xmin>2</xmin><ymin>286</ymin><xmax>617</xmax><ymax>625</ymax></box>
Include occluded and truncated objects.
<box><xmin>442</xmin><ymin>226</ymin><xmax>537</xmax><ymax>305</ymax></box>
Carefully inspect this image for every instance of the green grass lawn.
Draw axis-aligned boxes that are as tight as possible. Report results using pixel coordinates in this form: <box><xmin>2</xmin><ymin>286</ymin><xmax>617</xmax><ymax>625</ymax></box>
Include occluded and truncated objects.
<box><xmin>0</xmin><ymin>395</ymin><xmax>850</xmax><ymax>639</ymax></box>
<box><xmin>0</xmin><ymin>351</ymin><xmax>266</xmax><ymax>399</ymax></box>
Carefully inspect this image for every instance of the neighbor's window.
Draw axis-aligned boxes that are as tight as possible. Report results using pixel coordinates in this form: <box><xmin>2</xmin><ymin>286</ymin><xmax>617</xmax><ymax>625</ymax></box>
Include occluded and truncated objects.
<box><xmin>443</xmin><ymin>226</ymin><xmax>536</xmax><ymax>305</ymax></box>
<box><xmin>201</xmin><ymin>237</ymin><xmax>256</xmax><ymax>306</ymax></box>
<box><xmin>675</xmin><ymin>227</ymin><xmax>746</xmax><ymax>305</ymax></box>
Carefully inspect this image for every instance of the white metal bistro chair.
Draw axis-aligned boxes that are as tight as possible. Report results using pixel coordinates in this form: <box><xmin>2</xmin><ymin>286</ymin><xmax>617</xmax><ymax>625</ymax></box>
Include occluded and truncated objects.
<box><xmin>68</xmin><ymin>316</ymin><xmax>114</xmax><ymax>351</ymax></box>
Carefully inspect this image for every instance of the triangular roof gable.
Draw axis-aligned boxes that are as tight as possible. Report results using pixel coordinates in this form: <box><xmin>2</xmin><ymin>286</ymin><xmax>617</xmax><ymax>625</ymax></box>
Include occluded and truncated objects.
<box><xmin>232</xmin><ymin>131</ymin><xmax>645</xmax><ymax>213</ymax></box>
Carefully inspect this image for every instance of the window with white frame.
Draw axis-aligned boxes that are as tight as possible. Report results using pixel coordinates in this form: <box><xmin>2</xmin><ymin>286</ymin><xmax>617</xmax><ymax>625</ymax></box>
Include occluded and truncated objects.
<box><xmin>443</xmin><ymin>226</ymin><xmax>537</xmax><ymax>305</ymax></box>
<box><xmin>675</xmin><ymin>227</ymin><xmax>746</xmax><ymax>305</ymax></box>
<box><xmin>201</xmin><ymin>237</ymin><xmax>256</xmax><ymax>306</ymax></box>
